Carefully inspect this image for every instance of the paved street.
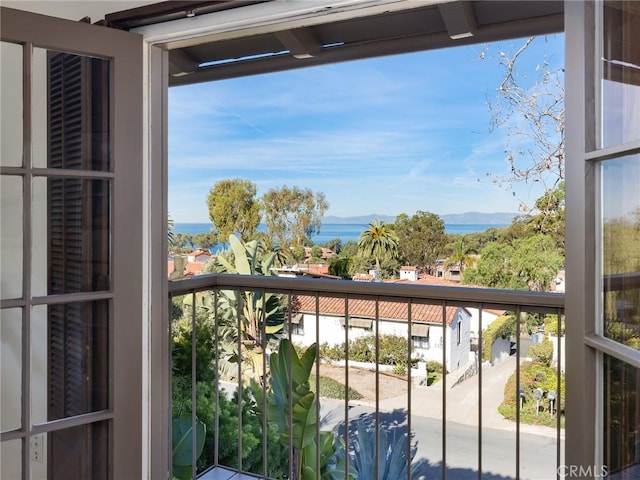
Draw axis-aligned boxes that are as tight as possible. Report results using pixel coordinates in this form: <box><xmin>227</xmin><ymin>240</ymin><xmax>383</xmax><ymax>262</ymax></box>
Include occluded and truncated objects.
<box><xmin>319</xmin><ymin>356</ymin><xmax>563</xmax><ymax>480</ymax></box>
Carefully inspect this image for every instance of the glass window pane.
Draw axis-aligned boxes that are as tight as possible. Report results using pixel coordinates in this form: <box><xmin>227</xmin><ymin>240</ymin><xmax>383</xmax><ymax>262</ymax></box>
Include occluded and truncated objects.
<box><xmin>0</xmin><ymin>439</ymin><xmax>21</xmax><ymax>480</ymax></box>
<box><xmin>1</xmin><ymin>308</ymin><xmax>22</xmax><ymax>432</ymax></box>
<box><xmin>33</xmin><ymin>49</ymin><xmax>110</xmax><ymax>170</ymax></box>
<box><xmin>32</xmin><ymin>301</ymin><xmax>109</xmax><ymax>424</ymax></box>
<box><xmin>603</xmin><ymin>355</ymin><xmax>639</xmax><ymax>476</ymax></box>
<box><xmin>0</xmin><ymin>42</ymin><xmax>23</xmax><ymax>167</ymax></box>
<box><xmin>601</xmin><ymin>155</ymin><xmax>640</xmax><ymax>350</ymax></box>
<box><xmin>601</xmin><ymin>1</ymin><xmax>640</xmax><ymax>148</ymax></box>
<box><xmin>1</xmin><ymin>175</ymin><xmax>23</xmax><ymax>300</ymax></box>
<box><xmin>32</xmin><ymin>47</ymin><xmax>47</xmax><ymax>170</ymax></box>
<box><xmin>39</xmin><ymin>421</ymin><xmax>109</xmax><ymax>480</ymax></box>
<box><xmin>32</xmin><ymin>177</ymin><xmax>111</xmax><ymax>296</ymax></box>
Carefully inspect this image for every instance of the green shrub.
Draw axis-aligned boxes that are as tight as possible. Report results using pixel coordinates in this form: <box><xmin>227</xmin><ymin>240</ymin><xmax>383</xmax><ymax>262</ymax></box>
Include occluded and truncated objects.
<box><xmin>172</xmin><ymin>378</ymin><xmax>288</xmax><ymax>477</ymax></box>
<box><xmin>378</xmin><ymin>335</ymin><xmax>409</xmax><ymax>366</ymax></box>
<box><xmin>425</xmin><ymin>360</ymin><xmax>444</xmax><ymax>374</ymax></box>
<box><xmin>319</xmin><ymin>335</ymin><xmax>417</xmax><ymax>368</ymax></box>
<box><xmin>393</xmin><ymin>363</ymin><xmax>407</xmax><ymax>376</ymax></box>
<box><xmin>528</xmin><ymin>338</ymin><xmax>554</xmax><ymax>367</ymax></box>
<box><xmin>349</xmin><ymin>336</ymin><xmax>374</xmax><ymax>363</ymax></box>
<box><xmin>319</xmin><ymin>342</ymin><xmax>345</xmax><ymax>361</ymax></box>
<box><xmin>172</xmin><ymin>315</ymin><xmax>288</xmax><ymax>477</ymax></box>
<box><xmin>499</xmin><ymin>361</ymin><xmax>565</xmax><ymax>428</ymax></box>
<box><xmin>426</xmin><ymin>372</ymin><xmax>440</xmax><ymax>386</ymax></box>
<box><xmin>172</xmin><ymin>312</ymin><xmax>217</xmax><ymax>384</ymax></box>
<box><xmin>543</xmin><ymin>314</ymin><xmax>565</xmax><ymax>337</ymax></box>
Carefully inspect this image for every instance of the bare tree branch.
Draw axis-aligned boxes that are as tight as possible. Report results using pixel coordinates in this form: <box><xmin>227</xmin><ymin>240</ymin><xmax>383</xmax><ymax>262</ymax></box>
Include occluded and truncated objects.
<box><xmin>482</xmin><ymin>36</ymin><xmax>565</xmax><ymax>212</ymax></box>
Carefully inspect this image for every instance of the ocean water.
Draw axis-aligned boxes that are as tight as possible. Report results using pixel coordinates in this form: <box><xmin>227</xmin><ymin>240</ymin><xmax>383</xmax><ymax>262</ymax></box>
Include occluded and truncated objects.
<box><xmin>173</xmin><ymin>222</ymin><xmax>507</xmax><ymax>246</ymax></box>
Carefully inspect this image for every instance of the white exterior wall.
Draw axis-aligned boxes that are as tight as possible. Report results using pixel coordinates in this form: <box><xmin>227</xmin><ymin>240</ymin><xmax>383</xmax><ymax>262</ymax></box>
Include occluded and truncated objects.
<box><xmin>290</xmin><ymin>308</ymin><xmax>471</xmax><ymax>372</ymax></box>
<box><xmin>466</xmin><ymin>308</ymin><xmax>501</xmax><ymax>335</ymax></box>
<box><xmin>445</xmin><ymin>308</ymin><xmax>471</xmax><ymax>372</ymax></box>
<box><xmin>550</xmin><ymin>336</ymin><xmax>565</xmax><ymax>370</ymax></box>
<box><xmin>399</xmin><ymin>268</ymin><xmax>418</xmax><ymax>281</ymax></box>
<box><xmin>491</xmin><ymin>336</ymin><xmax>512</xmax><ymax>365</ymax></box>
<box><xmin>290</xmin><ymin>315</ymin><xmax>345</xmax><ymax>346</ymax></box>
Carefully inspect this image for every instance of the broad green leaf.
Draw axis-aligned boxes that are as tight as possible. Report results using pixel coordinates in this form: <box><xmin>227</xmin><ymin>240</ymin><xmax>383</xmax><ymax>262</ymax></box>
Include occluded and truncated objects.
<box><xmin>228</xmin><ymin>235</ymin><xmax>251</xmax><ymax>274</ymax></box>
<box><xmin>172</xmin><ymin>416</ymin><xmax>206</xmax><ymax>479</ymax></box>
<box><xmin>216</xmin><ymin>254</ymin><xmax>238</xmax><ymax>274</ymax></box>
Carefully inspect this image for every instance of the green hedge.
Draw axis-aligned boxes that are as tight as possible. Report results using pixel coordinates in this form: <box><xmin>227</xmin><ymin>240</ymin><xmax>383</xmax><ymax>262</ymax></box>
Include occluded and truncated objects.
<box><xmin>483</xmin><ymin>315</ymin><xmax>515</xmax><ymax>363</ymax></box>
<box><xmin>318</xmin><ymin>335</ymin><xmax>417</xmax><ymax>367</ymax></box>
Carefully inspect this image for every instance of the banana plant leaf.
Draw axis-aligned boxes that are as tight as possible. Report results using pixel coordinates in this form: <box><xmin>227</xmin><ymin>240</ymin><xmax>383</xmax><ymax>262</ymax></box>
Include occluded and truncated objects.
<box><xmin>172</xmin><ymin>416</ymin><xmax>206</xmax><ymax>480</ymax></box>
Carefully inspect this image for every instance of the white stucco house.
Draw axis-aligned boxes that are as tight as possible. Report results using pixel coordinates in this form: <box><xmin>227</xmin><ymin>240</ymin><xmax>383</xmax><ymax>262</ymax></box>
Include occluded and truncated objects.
<box><xmin>399</xmin><ymin>265</ymin><xmax>419</xmax><ymax>282</ymax></box>
<box><xmin>289</xmin><ymin>294</ymin><xmax>471</xmax><ymax>372</ymax></box>
<box><xmin>391</xmin><ymin>275</ymin><xmax>506</xmax><ymax>335</ymax></box>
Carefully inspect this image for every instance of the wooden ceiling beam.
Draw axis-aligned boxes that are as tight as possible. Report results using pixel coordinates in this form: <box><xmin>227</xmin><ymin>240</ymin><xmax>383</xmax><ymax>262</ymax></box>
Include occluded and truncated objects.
<box><xmin>274</xmin><ymin>28</ymin><xmax>321</xmax><ymax>59</ymax></box>
<box><xmin>438</xmin><ymin>1</ymin><xmax>477</xmax><ymax>40</ymax></box>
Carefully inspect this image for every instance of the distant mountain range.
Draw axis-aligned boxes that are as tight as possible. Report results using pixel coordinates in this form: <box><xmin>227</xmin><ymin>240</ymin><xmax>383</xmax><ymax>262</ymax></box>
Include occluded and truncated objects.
<box><xmin>323</xmin><ymin>212</ymin><xmax>518</xmax><ymax>225</ymax></box>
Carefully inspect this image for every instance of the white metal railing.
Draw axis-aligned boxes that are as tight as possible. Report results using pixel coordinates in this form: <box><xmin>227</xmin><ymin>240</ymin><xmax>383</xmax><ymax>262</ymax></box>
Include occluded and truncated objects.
<box><xmin>168</xmin><ymin>274</ymin><xmax>565</xmax><ymax>480</ymax></box>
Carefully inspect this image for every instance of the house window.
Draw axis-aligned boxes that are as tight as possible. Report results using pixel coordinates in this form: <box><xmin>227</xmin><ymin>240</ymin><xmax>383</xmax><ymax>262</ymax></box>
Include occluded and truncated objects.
<box><xmin>411</xmin><ymin>324</ymin><xmax>430</xmax><ymax>349</ymax></box>
<box><xmin>292</xmin><ymin>319</ymin><xmax>304</xmax><ymax>336</ymax></box>
<box><xmin>411</xmin><ymin>336</ymin><xmax>429</xmax><ymax>349</ymax></box>
<box><xmin>457</xmin><ymin>321</ymin><xmax>462</xmax><ymax>345</ymax></box>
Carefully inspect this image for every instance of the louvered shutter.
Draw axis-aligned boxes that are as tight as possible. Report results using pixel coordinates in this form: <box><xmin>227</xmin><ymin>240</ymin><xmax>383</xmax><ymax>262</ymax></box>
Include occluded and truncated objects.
<box><xmin>47</xmin><ymin>52</ymin><xmax>109</xmax><ymax>480</ymax></box>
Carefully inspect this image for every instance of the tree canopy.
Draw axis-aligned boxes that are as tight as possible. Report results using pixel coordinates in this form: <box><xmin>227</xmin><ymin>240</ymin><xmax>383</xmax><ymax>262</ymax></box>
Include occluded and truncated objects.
<box><xmin>206</xmin><ymin>178</ymin><xmax>260</xmax><ymax>243</ymax></box>
<box><xmin>464</xmin><ymin>234</ymin><xmax>563</xmax><ymax>291</ymax></box>
<box><xmin>261</xmin><ymin>185</ymin><xmax>328</xmax><ymax>250</ymax></box>
<box><xmin>393</xmin><ymin>211</ymin><xmax>446</xmax><ymax>270</ymax></box>
<box><xmin>523</xmin><ymin>181</ymin><xmax>565</xmax><ymax>250</ymax></box>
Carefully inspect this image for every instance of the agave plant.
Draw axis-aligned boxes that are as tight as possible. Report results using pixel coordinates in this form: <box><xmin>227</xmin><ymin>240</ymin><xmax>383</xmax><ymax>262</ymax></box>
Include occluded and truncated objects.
<box><xmin>250</xmin><ymin>340</ymin><xmax>351</xmax><ymax>480</ymax></box>
<box><xmin>350</xmin><ymin>420</ymin><xmax>421</xmax><ymax>480</ymax></box>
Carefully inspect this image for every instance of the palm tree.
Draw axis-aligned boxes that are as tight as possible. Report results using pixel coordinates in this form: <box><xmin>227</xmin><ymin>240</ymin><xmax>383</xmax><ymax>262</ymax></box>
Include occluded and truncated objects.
<box><xmin>358</xmin><ymin>220</ymin><xmax>399</xmax><ymax>280</ymax></box>
<box><xmin>167</xmin><ymin>214</ymin><xmax>175</xmax><ymax>244</ymax></box>
<box><xmin>445</xmin><ymin>238</ymin><xmax>476</xmax><ymax>280</ymax></box>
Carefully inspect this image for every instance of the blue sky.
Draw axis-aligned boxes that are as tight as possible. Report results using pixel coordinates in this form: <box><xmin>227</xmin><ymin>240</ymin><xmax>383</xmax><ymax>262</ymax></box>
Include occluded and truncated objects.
<box><xmin>169</xmin><ymin>35</ymin><xmax>564</xmax><ymax>223</ymax></box>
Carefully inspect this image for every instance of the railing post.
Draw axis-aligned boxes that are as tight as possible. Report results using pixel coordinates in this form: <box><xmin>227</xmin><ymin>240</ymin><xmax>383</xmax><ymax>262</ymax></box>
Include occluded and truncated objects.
<box><xmin>515</xmin><ymin>306</ymin><xmax>522</xmax><ymax>480</ymax></box>
<box><xmin>478</xmin><ymin>304</ymin><xmax>483</xmax><ymax>480</ymax></box>
<box><xmin>442</xmin><ymin>300</ymin><xmax>447</xmax><ymax>480</ymax></box>
<box><xmin>191</xmin><ymin>292</ymin><xmax>197</xmax><ymax>480</ymax></box>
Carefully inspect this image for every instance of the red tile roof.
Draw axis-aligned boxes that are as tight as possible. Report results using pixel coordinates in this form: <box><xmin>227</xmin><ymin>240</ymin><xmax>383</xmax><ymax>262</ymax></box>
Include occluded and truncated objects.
<box><xmin>293</xmin><ymin>295</ymin><xmax>462</xmax><ymax>325</ymax></box>
<box><xmin>168</xmin><ymin>260</ymin><xmax>205</xmax><ymax>277</ymax></box>
<box><xmin>303</xmin><ymin>247</ymin><xmax>336</xmax><ymax>260</ymax></box>
<box><xmin>391</xmin><ymin>276</ymin><xmax>507</xmax><ymax>316</ymax></box>
<box><xmin>306</xmin><ymin>264</ymin><xmax>329</xmax><ymax>275</ymax></box>
<box><xmin>352</xmin><ymin>273</ymin><xmax>374</xmax><ymax>282</ymax></box>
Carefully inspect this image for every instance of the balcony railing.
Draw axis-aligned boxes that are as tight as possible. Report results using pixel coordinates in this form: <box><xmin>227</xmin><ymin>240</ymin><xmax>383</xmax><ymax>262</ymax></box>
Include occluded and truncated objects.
<box><xmin>168</xmin><ymin>274</ymin><xmax>565</xmax><ymax>480</ymax></box>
